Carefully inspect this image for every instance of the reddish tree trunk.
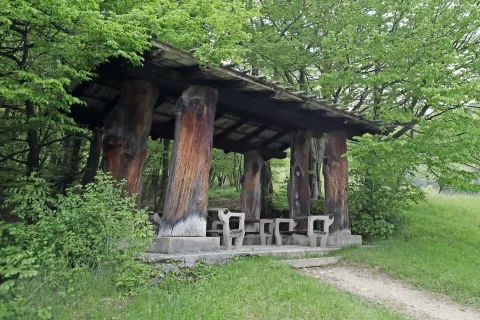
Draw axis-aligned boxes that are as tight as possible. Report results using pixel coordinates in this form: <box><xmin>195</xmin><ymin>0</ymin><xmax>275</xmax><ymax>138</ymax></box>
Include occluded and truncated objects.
<box><xmin>324</xmin><ymin>131</ymin><xmax>350</xmax><ymax>234</ymax></box>
<box><xmin>102</xmin><ymin>80</ymin><xmax>158</xmax><ymax>196</ymax></box>
<box><xmin>240</xmin><ymin>150</ymin><xmax>263</xmax><ymax>221</ymax></box>
<box><xmin>158</xmin><ymin>86</ymin><xmax>218</xmax><ymax>237</ymax></box>
<box><xmin>288</xmin><ymin>131</ymin><xmax>312</xmax><ymax>219</ymax></box>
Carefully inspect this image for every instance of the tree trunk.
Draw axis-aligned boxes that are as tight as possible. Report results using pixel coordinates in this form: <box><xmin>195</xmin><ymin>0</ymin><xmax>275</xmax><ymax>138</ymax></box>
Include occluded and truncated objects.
<box><xmin>240</xmin><ymin>150</ymin><xmax>263</xmax><ymax>221</ymax></box>
<box><xmin>158</xmin><ymin>85</ymin><xmax>217</xmax><ymax>237</ymax></box>
<box><xmin>82</xmin><ymin>127</ymin><xmax>103</xmax><ymax>185</ymax></box>
<box><xmin>324</xmin><ymin>131</ymin><xmax>350</xmax><ymax>234</ymax></box>
<box><xmin>102</xmin><ymin>80</ymin><xmax>158</xmax><ymax>197</ymax></box>
<box><xmin>26</xmin><ymin>101</ymin><xmax>41</xmax><ymax>174</ymax></box>
<box><xmin>288</xmin><ymin>131</ymin><xmax>312</xmax><ymax>219</ymax></box>
<box><xmin>156</xmin><ymin>138</ymin><xmax>170</xmax><ymax>212</ymax></box>
<box><xmin>309</xmin><ymin>135</ymin><xmax>326</xmax><ymax>199</ymax></box>
<box><xmin>260</xmin><ymin>160</ymin><xmax>273</xmax><ymax>218</ymax></box>
<box><xmin>62</xmin><ymin>133</ymin><xmax>83</xmax><ymax>189</ymax></box>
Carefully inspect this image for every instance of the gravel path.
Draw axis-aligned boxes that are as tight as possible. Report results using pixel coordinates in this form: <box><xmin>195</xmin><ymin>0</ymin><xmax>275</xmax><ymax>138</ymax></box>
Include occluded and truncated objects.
<box><xmin>301</xmin><ymin>266</ymin><xmax>480</xmax><ymax>320</ymax></box>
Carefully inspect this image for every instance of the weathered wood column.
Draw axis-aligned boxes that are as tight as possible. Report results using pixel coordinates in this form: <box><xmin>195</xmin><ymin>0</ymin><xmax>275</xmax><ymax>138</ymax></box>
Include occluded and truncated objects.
<box><xmin>240</xmin><ymin>150</ymin><xmax>264</xmax><ymax>221</ymax></box>
<box><xmin>288</xmin><ymin>130</ymin><xmax>312</xmax><ymax>218</ymax></box>
<box><xmin>158</xmin><ymin>86</ymin><xmax>218</xmax><ymax>237</ymax></box>
<box><xmin>102</xmin><ymin>80</ymin><xmax>158</xmax><ymax>196</ymax></box>
<box><xmin>323</xmin><ymin>130</ymin><xmax>350</xmax><ymax>234</ymax></box>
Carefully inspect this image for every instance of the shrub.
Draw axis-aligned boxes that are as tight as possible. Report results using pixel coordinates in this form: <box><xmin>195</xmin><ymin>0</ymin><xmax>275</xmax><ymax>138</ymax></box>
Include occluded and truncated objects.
<box><xmin>0</xmin><ymin>172</ymin><xmax>154</xmax><ymax>318</ymax></box>
<box><xmin>348</xmin><ymin>135</ymin><xmax>425</xmax><ymax>237</ymax></box>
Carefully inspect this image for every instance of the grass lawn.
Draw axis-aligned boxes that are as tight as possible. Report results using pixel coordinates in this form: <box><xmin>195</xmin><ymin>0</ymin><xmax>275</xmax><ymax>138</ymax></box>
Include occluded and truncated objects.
<box><xmin>24</xmin><ymin>258</ymin><xmax>404</xmax><ymax>320</ymax></box>
<box><xmin>339</xmin><ymin>193</ymin><xmax>480</xmax><ymax>307</ymax></box>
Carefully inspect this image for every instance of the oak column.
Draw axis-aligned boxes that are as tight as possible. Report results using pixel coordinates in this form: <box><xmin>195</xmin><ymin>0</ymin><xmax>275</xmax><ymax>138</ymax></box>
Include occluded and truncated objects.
<box><xmin>288</xmin><ymin>130</ymin><xmax>312</xmax><ymax>219</ymax></box>
<box><xmin>158</xmin><ymin>85</ymin><xmax>218</xmax><ymax>237</ymax></box>
<box><xmin>102</xmin><ymin>80</ymin><xmax>158</xmax><ymax>196</ymax></box>
<box><xmin>323</xmin><ymin>130</ymin><xmax>350</xmax><ymax>234</ymax></box>
<box><xmin>240</xmin><ymin>150</ymin><xmax>263</xmax><ymax>221</ymax></box>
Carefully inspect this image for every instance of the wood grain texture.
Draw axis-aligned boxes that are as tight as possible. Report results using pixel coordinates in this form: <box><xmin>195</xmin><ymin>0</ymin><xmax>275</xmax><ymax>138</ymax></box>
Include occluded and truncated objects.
<box><xmin>102</xmin><ymin>80</ymin><xmax>158</xmax><ymax>196</ymax></box>
<box><xmin>288</xmin><ymin>131</ymin><xmax>312</xmax><ymax>219</ymax></box>
<box><xmin>158</xmin><ymin>85</ymin><xmax>218</xmax><ymax>237</ymax></box>
<box><xmin>309</xmin><ymin>135</ymin><xmax>326</xmax><ymax>201</ymax></box>
<box><xmin>324</xmin><ymin>130</ymin><xmax>350</xmax><ymax>234</ymax></box>
<box><xmin>240</xmin><ymin>150</ymin><xmax>264</xmax><ymax>221</ymax></box>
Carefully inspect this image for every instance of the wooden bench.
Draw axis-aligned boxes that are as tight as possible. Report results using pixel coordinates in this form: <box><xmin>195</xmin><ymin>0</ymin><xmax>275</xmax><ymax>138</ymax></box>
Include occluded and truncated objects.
<box><xmin>274</xmin><ymin>215</ymin><xmax>334</xmax><ymax>247</ymax></box>
<box><xmin>206</xmin><ymin>208</ymin><xmax>245</xmax><ymax>250</ymax></box>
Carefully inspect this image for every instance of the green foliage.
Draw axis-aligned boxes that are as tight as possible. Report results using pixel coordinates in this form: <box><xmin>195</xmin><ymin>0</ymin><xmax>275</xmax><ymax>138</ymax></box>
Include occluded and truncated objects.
<box><xmin>310</xmin><ymin>198</ymin><xmax>325</xmax><ymax>214</ymax></box>
<box><xmin>246</xmin><ymin>0</ymin><xmax>480</xmax><ymax>196</ymax></box>
<box><xmin>210</xmin><ymin>149</ymin><xmax>244</xmax><ymax>190</ymax></box>
<box><xmin>115</xmin><ymin>260</ymin><xmax>160</xmax><ymax>294</ymax></box>
<box><xmin>0</xmin><ymin>0</ymin><xmax>251</xmax><ymax>187</ymax></box>
<box><xmin>349</xmin><ymin>135</ymin><xmax>425</xmax><ymax>237</ymax></box>
<box><xmin>0</xmin><ymin>172</ymin><xmax>154</xmax><ymax>318</ymax></box>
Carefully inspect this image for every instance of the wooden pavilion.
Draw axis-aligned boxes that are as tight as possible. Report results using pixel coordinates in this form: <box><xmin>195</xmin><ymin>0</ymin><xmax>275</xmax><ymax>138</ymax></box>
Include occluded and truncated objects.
<box><xmin>71</xmin><ymin>41</ymin><xmax>380</xmax><ymax>249</ymax></box>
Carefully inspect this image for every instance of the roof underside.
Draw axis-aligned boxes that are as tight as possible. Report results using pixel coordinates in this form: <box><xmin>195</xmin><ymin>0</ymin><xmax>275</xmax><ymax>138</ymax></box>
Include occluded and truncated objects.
<box><xmin>71</xmin><ymin>41</ymin><xmax>380</xmax><ymax>159</ymax></box>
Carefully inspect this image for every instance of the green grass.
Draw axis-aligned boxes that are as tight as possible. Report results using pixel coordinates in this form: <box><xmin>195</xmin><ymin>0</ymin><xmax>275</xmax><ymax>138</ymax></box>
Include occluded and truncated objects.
<box><xmin>24</xmin><ymin>258</ymin><xmax>405</xmax><ymax>320</ymax></box>
<box><xmin>208</xmin><ymin>187</ymin><xmax>241</xmax><ymax>210</ymax></box>
<box><xmin>208</xmin><ymin>186</ymin><xmax>290</xmax><ymax>213</ymax></box>
<box><xmin>340</xmin><ymin>193</ymin><xmax>480</xmax><ymax>307</ymax></box>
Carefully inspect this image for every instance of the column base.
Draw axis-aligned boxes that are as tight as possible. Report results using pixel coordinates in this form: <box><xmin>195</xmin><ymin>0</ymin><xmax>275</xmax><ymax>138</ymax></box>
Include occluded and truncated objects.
<box><xmin>147</xmin><ymin>237</ymin><xmax>220</xmax><ymax>254</ymax></box>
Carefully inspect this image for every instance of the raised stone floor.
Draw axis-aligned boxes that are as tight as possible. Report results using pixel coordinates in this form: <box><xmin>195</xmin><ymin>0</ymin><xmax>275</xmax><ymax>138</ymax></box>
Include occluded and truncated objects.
<box><xmin>143</xmin><ymin>245</ymin><xmax>340</xmax><ymax>267</ymax></box>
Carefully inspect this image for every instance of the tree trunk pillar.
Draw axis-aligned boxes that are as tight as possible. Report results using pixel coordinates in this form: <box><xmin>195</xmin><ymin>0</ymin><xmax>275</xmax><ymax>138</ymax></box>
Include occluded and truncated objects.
<box><xmin>309</xmin><ymin>135</ymin><xmax>326</xmax><ymax>200</ymax></box>
<box><xmin>323</xmin><ymin>130</ymin><xmax>350</xmax><ymax>234</ymax></box>
<box><xmin>240</xmin><ymin>150</ymin><xmax>263</xmax><ymax>221</ymax></box>
<box><xmin>102</xmin><ymin>80</ymin><xmax>158</xmax><ymax>196</ymax></box>
<box><xmin>288</xmin><ymin>130</ymin><xmax>312</xmax><ymax>219</ymax></box>
<box><xmin>158</xmin><ymin>86</ymin><xmax>218</xmax><ymax>237</ymax></box>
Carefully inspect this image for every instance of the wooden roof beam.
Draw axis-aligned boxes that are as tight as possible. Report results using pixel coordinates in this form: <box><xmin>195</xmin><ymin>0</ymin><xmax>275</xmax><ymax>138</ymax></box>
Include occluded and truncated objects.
<box><xmin>220</xmin><ymin>90</ymin><xmax>342</xmax><ymax>134</ymax></box>
<box><xmin>236</xmin><ymin>125</ymin><xmax>268</xmax><ymax>146</ymax></box>
<box><xmin>261</xmin><ymin>131</ymin><xmax>288</xmax><ymax>148</ymax></box>
<box><xmin>214</xmin><ymin>120</ymin><xmax>247</xmax><ymax>143</ymax></box>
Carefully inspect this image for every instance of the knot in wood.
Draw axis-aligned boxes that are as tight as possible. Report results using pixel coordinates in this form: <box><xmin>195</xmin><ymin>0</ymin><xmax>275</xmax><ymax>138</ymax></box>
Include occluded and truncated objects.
<box><xmin>189</xmin><ymin>98</ymin><xmax>205</xmax><ymax>120</ymax></box>
<box><xmin>295</xmin><ymin>165</ymin><xmax>301</xmax><ymax>177</ymax></box>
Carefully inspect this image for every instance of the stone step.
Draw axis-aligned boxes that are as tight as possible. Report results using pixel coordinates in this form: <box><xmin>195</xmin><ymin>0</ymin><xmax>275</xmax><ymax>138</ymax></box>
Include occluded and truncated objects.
<box><xmin>282</xmin><ymin>256</ymin><xmax>342</xmax><ymax>268</ymax></box>
<box><xmin>143</xmin><ymin>245</ymin><xmax>340</xmax><ymax>267</ymax></box>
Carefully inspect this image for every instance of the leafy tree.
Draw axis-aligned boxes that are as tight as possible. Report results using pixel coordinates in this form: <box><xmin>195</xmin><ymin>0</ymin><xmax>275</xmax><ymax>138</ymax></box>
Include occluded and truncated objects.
<box><xmin>244</xmin><ymin>0</ymin><xmax>480</xmax><ymax>232</ymax></box>
<box><xmin>0</xmin><ymin>0</ymin><xmax>251</xmax><ymax>191</ymax></box>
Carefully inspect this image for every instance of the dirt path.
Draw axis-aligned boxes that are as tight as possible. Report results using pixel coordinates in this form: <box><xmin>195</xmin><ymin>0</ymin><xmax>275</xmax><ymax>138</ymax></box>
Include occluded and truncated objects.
<box><xmin>301</xmin><ymin>266</ymin><xmax>480</xmax><ymax>320</ymax></box>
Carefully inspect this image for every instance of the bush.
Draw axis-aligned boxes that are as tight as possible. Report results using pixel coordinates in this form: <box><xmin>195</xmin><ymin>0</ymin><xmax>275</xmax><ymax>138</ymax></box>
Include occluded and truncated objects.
<box><xmin>310</xmin><ymin>198</ymin><xmax>325</xmax><ymax>214</ymax></box>
<box><xmin>0</xmin><ymin>172</ymin><xmax>154</xmax><ymax>318</ymax></box>
<box><xmin>348</xmin><ymin>135</ymin><xmax>425</xmax><ymax>238</ymax></box>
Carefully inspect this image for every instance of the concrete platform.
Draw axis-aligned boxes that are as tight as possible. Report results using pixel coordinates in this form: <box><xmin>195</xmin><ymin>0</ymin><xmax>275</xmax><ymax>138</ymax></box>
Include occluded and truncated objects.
<box><xmin>292</xmin><ymin>234</ymin><xmax>363</xmax><ymax>247</ymax></box>
<box><xmin>146</xmin><ymin>237</ymin><xmax>220</xmax><ymax>254</ymax></box>
<box><xmin>143</xmin><ymin>245</ymin><xmax>339</xmax><ymax>266</ymax></box>
<box><xmin>282</xmin><ymin>256</ymin><xmax>342</xmax><ymax>268</ymax></box>
<box><xmin>326</xmin><ymin>234</ymin><xmax>362</xmax><ymax>247</ymax></box>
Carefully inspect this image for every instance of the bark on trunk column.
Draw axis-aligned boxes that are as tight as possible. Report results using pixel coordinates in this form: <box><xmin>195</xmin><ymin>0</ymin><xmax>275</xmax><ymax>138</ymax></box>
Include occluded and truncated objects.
<box><xmin>288</xmin><ymin>130</ymin><xmax>312</xmax><ymax>219</ymax></box>
<box><xmin>158</xmin><ymin>86</ymin><xmax>218</xmax><ymax>237</ymax></box>
<box><xmin>240</xmin><ymin>150</ymin><xmax>263</xmax><ymax>221</ymax></box>
<box><xmin>102</xmin><ymin>80</ymin><xmax>158</xmax><ymax>196</ymax></box>
<box><xmin>323</xmin><ymin>130</ymin><xmax>350</xmax><ymax>234</ymax></box>
<box><xmin>309</xmin><ymin>135</ymin><xmax>326</xmax><ymax>200</ymax></box>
